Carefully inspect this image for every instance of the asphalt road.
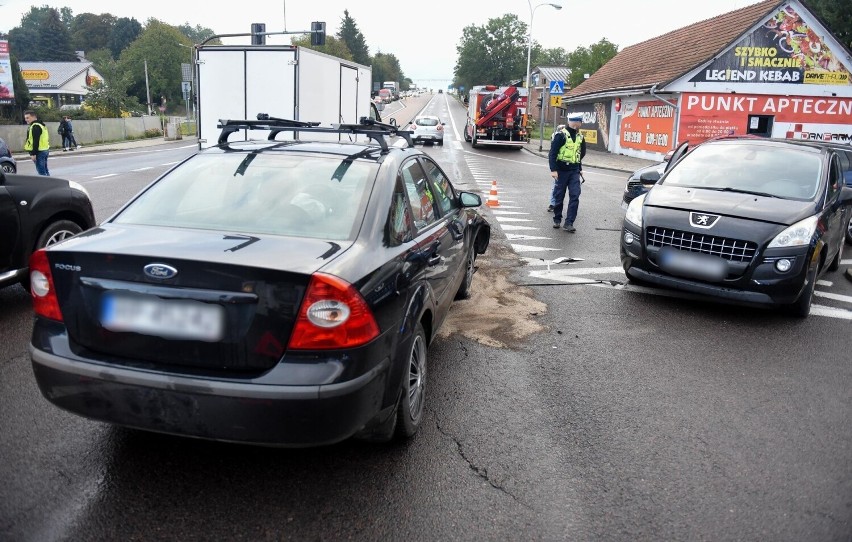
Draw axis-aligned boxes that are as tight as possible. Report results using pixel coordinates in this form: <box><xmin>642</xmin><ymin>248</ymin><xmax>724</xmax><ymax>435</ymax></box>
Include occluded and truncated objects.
<box><xmin>1</xmin><ymin>94</ymin><xmax>851</xmax><ymax>541</ymax></box>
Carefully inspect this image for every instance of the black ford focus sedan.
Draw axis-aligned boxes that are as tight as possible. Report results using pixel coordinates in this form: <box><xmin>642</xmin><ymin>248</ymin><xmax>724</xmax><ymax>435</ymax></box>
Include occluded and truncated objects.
<box><xmin>621</xmin><ymin>137</ymin><xmax>852</xmax><ymax>317</ymax></box>
<box><xmin>28</xmin><ymin>118</ymin><xmax>490</xmax><ymax>446</ymax></box>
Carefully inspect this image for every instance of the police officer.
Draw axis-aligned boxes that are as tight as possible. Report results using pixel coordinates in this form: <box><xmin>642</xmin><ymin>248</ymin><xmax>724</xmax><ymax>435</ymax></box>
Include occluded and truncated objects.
<box><xmin>547</xmin><ymin>124</ymin><xmax>565</xmax><ymax>212</ymax></box>
<box><xmin>548</xmin><ymin>113</ymin><xmax>586</xmax><ymax>232</ymax></box>
<box><xmin>24</xmin><ymin>109</ymin><xmax>50</xmax><ymax>176</ymax></box>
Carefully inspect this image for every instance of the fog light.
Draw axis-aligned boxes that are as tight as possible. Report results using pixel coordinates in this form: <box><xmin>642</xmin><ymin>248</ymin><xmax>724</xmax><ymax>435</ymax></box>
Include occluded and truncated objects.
<box><xmin>623</xmin><ymin>231</ymin><xmax>635</xmax><ymax>245</ymax></box>
<box><xmin>775</xmin><ymin>258</ymin><xmax>792</xmax><ymax>272</ymax></box>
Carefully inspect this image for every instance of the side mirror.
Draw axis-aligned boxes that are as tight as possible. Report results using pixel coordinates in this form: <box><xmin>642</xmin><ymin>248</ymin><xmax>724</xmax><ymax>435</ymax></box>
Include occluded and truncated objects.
<box><xmin>459</xmin><ymin>191</ymin><xmax>482</xmax><ymax>208</ymax></box>
<box><xmin>639</xmin><ymin>171</ymin><xmax>660</xmax><ymax>184</ymax></box>
<box><xmin>839</xmin><ymin>186</ymin><xmax>852</xmax><ymax>204</ymax></box>
<box><xmin>389</xmin><ymin>118</ymin><xmax>398</xmax><ymax>127</ymax></box>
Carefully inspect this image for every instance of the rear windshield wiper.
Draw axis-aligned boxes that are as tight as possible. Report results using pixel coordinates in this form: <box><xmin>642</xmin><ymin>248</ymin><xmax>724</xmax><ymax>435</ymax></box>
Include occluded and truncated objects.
<box><xmin>708</xmin><ymin>187</ymin><xmax>781</xmax><ymax>199</ymax></box>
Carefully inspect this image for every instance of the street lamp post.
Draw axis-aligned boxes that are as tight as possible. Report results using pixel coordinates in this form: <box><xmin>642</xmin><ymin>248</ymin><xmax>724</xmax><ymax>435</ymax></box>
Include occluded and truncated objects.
<box><xmin>525</xmin><ymin>1</ymin><xmax>561</xmax><ymax>146</ymax></box>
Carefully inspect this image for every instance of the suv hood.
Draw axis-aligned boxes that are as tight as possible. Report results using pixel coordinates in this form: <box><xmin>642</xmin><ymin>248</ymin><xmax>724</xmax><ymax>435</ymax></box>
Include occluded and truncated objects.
<box><xmin>645</xmin><ymin>185</ymin><xmax>817</xmax><ymax>226</ymax></box>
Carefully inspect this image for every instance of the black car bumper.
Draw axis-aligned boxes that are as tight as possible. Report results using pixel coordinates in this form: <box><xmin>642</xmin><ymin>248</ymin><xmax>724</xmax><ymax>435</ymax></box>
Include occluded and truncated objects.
<box><xmin>620</xmin><ymin>222</ymin><xmax>815</xmax><ymax>307</ymax></box>
<box><xmin>30</xmin><ymin>332</ymin><xmax>391</xmax><ymax>447</ymax></box>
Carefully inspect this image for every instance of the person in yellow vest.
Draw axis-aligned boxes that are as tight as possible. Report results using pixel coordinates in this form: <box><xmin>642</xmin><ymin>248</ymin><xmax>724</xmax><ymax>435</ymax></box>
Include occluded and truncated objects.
<box><xmin>548</xmin><ymin>113</ymin><xmax>586</xmax><ymax>232</ymax></box>
<box><xmin>24</xmin><ymin>110</ymin><xmax>50</xmax><ymax>176</ymax></box>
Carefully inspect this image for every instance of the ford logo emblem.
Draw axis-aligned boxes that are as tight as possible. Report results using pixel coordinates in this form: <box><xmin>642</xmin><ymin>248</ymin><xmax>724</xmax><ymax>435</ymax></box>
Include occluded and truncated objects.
<box><xmin>143</xmin><ymin>263</ymin><xmax>178</xmax><ymax>280</ymax></box>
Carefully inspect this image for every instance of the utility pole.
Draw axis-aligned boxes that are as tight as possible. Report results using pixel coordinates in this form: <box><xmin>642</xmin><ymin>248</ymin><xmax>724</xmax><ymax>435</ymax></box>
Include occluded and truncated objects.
<box><xmin>144</xmin><ymin>60</ymin><xmax>152</xmax><ymax>115</ymax></box>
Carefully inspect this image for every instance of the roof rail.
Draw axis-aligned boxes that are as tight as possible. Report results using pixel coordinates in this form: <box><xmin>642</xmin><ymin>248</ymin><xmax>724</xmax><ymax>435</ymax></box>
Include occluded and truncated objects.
<box><xmin>217</xmin><ymin>114</ymin><xmax>413</xmax><ymax>151</ymax></box>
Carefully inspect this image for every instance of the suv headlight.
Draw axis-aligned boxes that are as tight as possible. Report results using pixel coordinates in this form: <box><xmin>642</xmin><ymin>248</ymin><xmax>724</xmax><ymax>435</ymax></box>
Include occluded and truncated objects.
<box><xmin>768</xmin><ymin>215</ymin><xmax>818</xmax><ymax>248</ymax></box>
<box><xmin>625</xmin><ymin>193</ymin><xmax>646</xmax><ymax>228</ymax></box>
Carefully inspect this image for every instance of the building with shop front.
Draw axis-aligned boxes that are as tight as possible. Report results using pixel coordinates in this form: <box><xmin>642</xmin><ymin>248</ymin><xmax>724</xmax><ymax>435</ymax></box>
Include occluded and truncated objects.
<box><xmin>563</xmin><ymin>0</ymin><xmax>852</xmax><ymax>161</ymax></box>
<box><xmin>18</xmin><ymin>58</ymin><xmax>102</xmax><ymax>109</ymax></box>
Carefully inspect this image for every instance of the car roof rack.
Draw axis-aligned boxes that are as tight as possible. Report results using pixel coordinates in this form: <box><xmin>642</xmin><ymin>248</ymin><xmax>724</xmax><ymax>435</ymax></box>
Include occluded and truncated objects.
<box><xmin>217</xmin><ymin>114</ymin><xmax>413</xmax><ymax>152</ymax></box>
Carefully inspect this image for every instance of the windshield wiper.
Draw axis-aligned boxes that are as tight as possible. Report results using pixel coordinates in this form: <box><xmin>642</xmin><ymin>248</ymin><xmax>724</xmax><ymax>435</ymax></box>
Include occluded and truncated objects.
<box><xmin>708</xmin><ymin>187</ymin><xmax>780</xmax><ymax>199</ymax></box>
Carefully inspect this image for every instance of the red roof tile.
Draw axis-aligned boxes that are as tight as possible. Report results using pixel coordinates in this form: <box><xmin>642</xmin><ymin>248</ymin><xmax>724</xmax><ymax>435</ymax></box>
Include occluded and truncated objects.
<box><xmin>567</xmin><ymin>0</ymin><xmax>783</xmax><ymax>99</ymax></box>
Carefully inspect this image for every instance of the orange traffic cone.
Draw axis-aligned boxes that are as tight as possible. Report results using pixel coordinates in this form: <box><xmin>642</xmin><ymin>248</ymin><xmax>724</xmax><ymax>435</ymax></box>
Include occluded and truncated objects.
<box><xmin>486</xmin><ymin>180</ymin><xmax>500</xmax><ymax>207</ymax></box>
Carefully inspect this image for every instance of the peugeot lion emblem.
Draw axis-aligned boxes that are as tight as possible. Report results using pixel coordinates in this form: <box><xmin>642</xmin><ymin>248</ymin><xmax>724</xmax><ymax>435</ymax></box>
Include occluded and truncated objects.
<box><xmin>144</xmin><ymin>263</ymin><xmax>178</xmax><ymax>280</ymax></box>
<box><xmin>689</xmin><ymin>212</ymin><xmax>720</xmax><ymax>229</ymax></box>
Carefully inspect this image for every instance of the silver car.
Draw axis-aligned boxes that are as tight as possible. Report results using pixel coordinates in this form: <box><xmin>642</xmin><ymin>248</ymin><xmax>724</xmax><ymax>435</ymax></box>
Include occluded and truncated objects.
<box><xmin>0</xmin><ymin>137</ymin><xmax>16</xmax><ymax>174</ymax></box>
<box><xmin>409</xmin><ymin>115</ymin><xmax>445</xmax><ymax>146</ymax></box>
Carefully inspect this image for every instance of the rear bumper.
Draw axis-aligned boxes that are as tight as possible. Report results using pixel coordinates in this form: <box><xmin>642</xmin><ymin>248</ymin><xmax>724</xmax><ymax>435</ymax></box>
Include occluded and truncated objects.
<box><xmin>30</xmin><ymin>345</ymin><xmax>389</xmax><ymax>447</ymax></box>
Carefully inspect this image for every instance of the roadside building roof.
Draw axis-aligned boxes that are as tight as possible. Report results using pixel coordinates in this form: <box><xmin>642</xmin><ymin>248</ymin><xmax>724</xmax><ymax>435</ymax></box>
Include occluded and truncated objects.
<box><xmin>19</xmin><ymin>61</ymin><xmax>94</xmax><ymax>89</ymax></box>
<box><xmin>566</xmin><ymin>0</ymin><xmax>783</xmax><ymax>100</ymax></box>
<box><xmin>535</xmin><ymin>66</ymin><xmax>571</xmax><ymax>88</ymax></box>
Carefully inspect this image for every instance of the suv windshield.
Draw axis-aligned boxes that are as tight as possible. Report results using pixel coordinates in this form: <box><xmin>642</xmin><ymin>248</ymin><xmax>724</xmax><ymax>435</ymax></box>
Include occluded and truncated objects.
<box><xmin>662</xmin><ymin>143</ymin><xmax>823</xmax><ymax>200</ymax></box>
<box><xmin>113</xmin><ymin>152</ymin><xmax>378</xmax><ymax>240</ymax></box>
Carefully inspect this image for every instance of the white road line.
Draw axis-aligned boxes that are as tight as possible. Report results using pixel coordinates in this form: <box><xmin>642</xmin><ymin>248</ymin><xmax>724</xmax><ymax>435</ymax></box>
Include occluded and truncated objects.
<box><xmin>491</xmin><ymin>210</ymin><xmax>529</xmax><ymax>215</ymax></box>
<box><xmin>499</xmin><ymin>225</ymin><xmax>539</xmax><ymax>231</ymax></box>
<box><xmin>841</xmin><ymin>259</ymin><xmax>852</xmax><ymax>265</ymax></box>
<box><xmin>809</xmin><ymin>305</ymin><xmax>852</xmax><ymax>320</ymax></box>
<box><xmin>92</xmin><ymin>173</ymin><xmax>117</xmax><ymax>179</ymax></box>
<box><xmin>529</xmin><ymin>266</ymin><xmax>625</xmax><ymax>279</ymax></box>
<box><xmin>494</xmin><ymin>218</ymin><xmax>535</xmax><ymax>222</ymax></box>
<box><xmin>505</xmin><ymin>234</ymin><xmax>553</xmax><ymax>241</ymax></box>
<box><xmin>131</xmin><ymin>167</ymin><xmax>153</xmax><ymax>172</ymax></box>
<box><xmin>511</xmin><ymin>244</ymin><xmax>560</xmax><ymax>252</ymax></box>
<box><xmin>816</xmin><ymin>280</ymin><xmax>833</xmax><ymax>287</ymax></box>
<box><xmin>814</xmin><ymin>290</ymin><xmax>852</xmax><ymax>303</ymax></box>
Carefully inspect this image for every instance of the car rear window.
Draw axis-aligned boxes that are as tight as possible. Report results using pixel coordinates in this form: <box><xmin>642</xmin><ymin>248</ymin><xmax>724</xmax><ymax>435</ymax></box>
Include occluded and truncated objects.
<box><xmin>416</xmin><ymin>118</ymin><xmax>439</xmax><ymax>126</ymax></box>
<box><xmin>662</xmin><ymin>143</ymin><xmax>823</xmax><ymax>201</ymax></box>
<box><xmin>112</xmin><ymin>152</ymin><xmax>378</xmax><ymax>240</ymax></box>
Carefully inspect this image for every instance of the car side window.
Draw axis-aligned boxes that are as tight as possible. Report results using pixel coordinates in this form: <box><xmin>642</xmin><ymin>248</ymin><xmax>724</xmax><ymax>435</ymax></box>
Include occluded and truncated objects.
<box><xmin>828</xmin><ymin>155</ymin><xmax>841</xmax><ymax>200</ymax></box>
<box><xmin>420</xmin><ymin>158</ymin><xmax>457</xmax><ymax>216</ymax></box>
<box><xmin>387</xmin><ymin>177</ymin><xmax>413</xmax><ymax>246</ymax></box>
<box><xmin>400</xmin><ymin>159</ymin><xmax>436</xmax><ymax>229</ymax></box>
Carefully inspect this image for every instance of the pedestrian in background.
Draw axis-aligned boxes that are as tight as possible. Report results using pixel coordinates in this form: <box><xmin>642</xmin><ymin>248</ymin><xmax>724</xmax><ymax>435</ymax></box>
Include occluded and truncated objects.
<box><xmin>548</xmin><ymin>113</ymin><xmax>586</xmax><ymax>232</ymax></box>
<box><xmin>547</xmin><ymin>124</ymin><xmax>565</xmax><ymax>212</ymax></box>
<box><xmin>23</xmin><ymin>109</ymin><xmax>50</xmax><ymax>176</ymax></box>
<box><xmin>59</xmin><ymin>116</ymin><xmax>78</xmax><ymax>151</ymax></box>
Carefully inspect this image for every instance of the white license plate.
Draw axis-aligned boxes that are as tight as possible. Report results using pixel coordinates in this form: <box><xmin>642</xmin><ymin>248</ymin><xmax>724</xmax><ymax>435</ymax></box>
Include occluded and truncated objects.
<box><xmin>101</xmin><ymin>292</ymin><xmax>225</xmax><ymax>342</ymax></box>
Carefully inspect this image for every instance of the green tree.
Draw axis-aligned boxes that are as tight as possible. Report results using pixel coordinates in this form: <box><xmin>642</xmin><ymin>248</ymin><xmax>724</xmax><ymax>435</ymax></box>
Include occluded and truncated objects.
<box><xmin>565</xmin><ymin>38</ymin><xmax>618</xmax><ymax>89</ymax></box>
<box><xmin>336</xmin><ymin>10</ymin><xmax>370</xmax><ymax>65</ymax></box>
<box><xmin>371</xmin><ymin>51</ymin><xmax>404</xmax><ymax>89</ymax></box>
<box><xmin>290</xmin><ymin>34</ymin><xmax>353</xmax><ymax>60</ymax></box>
<box><xmin>117</xmin><ymin>20</ymin><xmax>188</xmax><ymax>112</ymax></box>
<box><xmin>109</xmin><ymin>17</ymin><xmax>142</xmax><ymax>59</ymax></box>
<box><xmin>535</xmin><ymin>47</ymin><xmax>569</xmax><ymax>67</ymax></box>
<box><xmin>454</xmin><ymin>14</ymin><xmax>528</xmax><ymax>91</ymax></box>
<box><xmin>70</xmin><ymin>13</ymin><xmax>116</xmax><ymax>55</ymax></box>
<box><xmin>8</xmin><ymin>6</ymin><xmax>77</xmax><ymax>61</ymax></box>
<box><xmin>177</xmin><ymin>23</ymin><xmax>218</xmax><ymax>45</ymax></box>
<box><xmin>0</xmin><ymin>53</ymin><xmax>32</xmax><ymax>121</ymax></box>
<box><xmin>83</xmin><ymin>61</ymin><xmax>141</xmax><ymax>117</ymax></box>
<box><xmin>804</xmin><ymin>0</ymin><xmax>851</xmax><ymax>47</ymax></box>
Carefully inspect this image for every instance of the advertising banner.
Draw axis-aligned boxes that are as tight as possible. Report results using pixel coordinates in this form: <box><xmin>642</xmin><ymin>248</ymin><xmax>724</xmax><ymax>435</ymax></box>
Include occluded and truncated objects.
<box><xmin>618</xmin><ymin>99</ymin><xmax>676</xmax><ymax>152</ymax></box>
<box><xmin>565</xmin><ymin>101</ymin><xmax>611</xmax><ymax>151</ymax></box>
<box><xmin>679</xmin><ymin>92</ymin><xmax>852</xmax><ymax>143</ymax></box>
<box><xmin>0</xmin><ymin>40</ymin><xmax>15</xmax><ymax>105</ymax></box>
<box><xmin>689</xmin><ymin>5</ymin><xmax>850</xmax><ymax>86</ymax></box>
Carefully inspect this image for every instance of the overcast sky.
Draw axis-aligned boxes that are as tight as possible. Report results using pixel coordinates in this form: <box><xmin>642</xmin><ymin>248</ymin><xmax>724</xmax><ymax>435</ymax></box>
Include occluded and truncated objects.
<box><xmin>1</xmin><ymin>0</ymin><xmax>760</xmax><ymax>89</ymax></box>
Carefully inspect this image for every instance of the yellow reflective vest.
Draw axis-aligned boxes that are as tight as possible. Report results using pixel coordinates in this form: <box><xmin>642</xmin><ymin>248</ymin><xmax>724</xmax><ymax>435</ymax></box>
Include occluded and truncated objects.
<box><xmin>25</xmin><ymin>121</ymin><xmax>50</xmax><ymax>152</ymax></box>
<box><xmin>556</xmin><ymin>129</ymin><xmax>583</xmax><ymax>164</ymax></box>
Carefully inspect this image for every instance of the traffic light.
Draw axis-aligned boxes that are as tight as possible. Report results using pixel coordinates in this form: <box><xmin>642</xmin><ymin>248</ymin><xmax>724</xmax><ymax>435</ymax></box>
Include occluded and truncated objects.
<box><xmin>251</xmin><ymin>23</ymin><xmax>266</xmax><ymax>45</ymax></box>
<box><xmin>311</xmin><ymin>22</ymin><xmax>326</xmax><ymax>46</ymax></box>
<box><xmin>537</xmin><ymin>94</ymin><xmax>544</xmax><ymax>108</ymax></box>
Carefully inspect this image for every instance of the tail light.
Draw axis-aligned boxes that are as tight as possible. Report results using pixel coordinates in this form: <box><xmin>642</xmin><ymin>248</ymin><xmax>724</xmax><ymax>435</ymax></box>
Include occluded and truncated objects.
<box><xmin>436</xmin><ymin>124</ymin><xmax>443</xmax><ymax>131</ymax></box>
<box><xmin>409</xmin><ymin>123</ymin><xmax>417</xmax><ymax>130</ymax></box>
<box><xmin>29</xmin><ymin>249</ymin><xmax>63</xmax><ymax>321</ymax></box>
<box><xmin>288</xmin><ymin>272</ymin><xmax>379</xmax><ymax>350</ymax></box>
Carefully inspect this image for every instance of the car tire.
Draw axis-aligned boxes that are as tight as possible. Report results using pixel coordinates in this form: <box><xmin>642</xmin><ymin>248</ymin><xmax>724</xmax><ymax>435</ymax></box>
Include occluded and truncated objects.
<box><xmin>21</xmin><ymin>219</ymin><xmax>83</xmax><ymax>291</ymax></box>
<box><xmin>1</xmin><ymin>163</ymin><xmax>15</xmax><ymax>174</ymax></box>
<box><xmin>438</xmin><ymin>140</ymin><xmax>444</xmax><ymax>146</ymax></box>
<box><xmin>786</xmin><ymin>263</ymin><xmax>817</xmax><ymax>318</ymax></box>
<box><xmin>394</xmin><ymin>322</ymin><xmax>427</xmax><ymax>440</ymax></box>
<box><xmin>455</xmin><ymin>248</ymin><xmax>476</xmax><ymax>300</ymax></box>
<box><xmin>471</xmin><ymin>133</ymin><xmax>479</xmax><ymax>149</ymax></box>
<box><xmin>827</xmin><ymin>241</ymin><xmax>843</xmax><ymax>272</ymax></box>
<box><xmin>463</xmin><ymin>129</ymin><xmax>471</xmax><ymax>143</ymax></box>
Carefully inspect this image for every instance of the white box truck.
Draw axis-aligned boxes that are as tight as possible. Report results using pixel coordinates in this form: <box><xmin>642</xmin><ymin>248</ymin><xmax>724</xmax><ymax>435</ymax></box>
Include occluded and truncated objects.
<box><xmin>196</xmin><ymin>44</ymin><xmax>381</xmax><ymax>148</ymax></box>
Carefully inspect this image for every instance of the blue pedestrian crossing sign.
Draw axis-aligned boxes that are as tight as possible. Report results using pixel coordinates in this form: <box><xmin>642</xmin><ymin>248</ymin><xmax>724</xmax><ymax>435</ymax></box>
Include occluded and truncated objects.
<box><xmin>549</xmin><ymin>80</ymin><xmax>564</xmax><ymax>94</ymax></box>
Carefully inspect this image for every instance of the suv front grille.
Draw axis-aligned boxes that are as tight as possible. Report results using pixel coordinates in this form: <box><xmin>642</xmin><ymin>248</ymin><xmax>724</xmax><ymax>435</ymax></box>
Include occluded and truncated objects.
<box><xmin>646</xmin><ymin>227</ymin><xmax>757</xmax><ymax>263</ymax></box>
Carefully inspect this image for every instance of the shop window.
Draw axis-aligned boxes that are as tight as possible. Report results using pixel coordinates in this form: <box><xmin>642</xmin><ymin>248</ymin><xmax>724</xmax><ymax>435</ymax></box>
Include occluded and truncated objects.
<box><xmin>746</xmin><ymin>115</ymin><xmax>773</xmax><ymax>137</ymax></box>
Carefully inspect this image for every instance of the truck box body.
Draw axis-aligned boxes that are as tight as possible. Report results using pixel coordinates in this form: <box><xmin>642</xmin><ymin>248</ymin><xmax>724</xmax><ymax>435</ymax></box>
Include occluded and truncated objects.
<box><xmin>196</xmin><ymin>45</ymin><xmax>374</xmax><ymax>148</ymax></box>
<box><xmin>464</xmin><ymin>85</ymin><xmax>529</xmax><ymax>149</ymax></box>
